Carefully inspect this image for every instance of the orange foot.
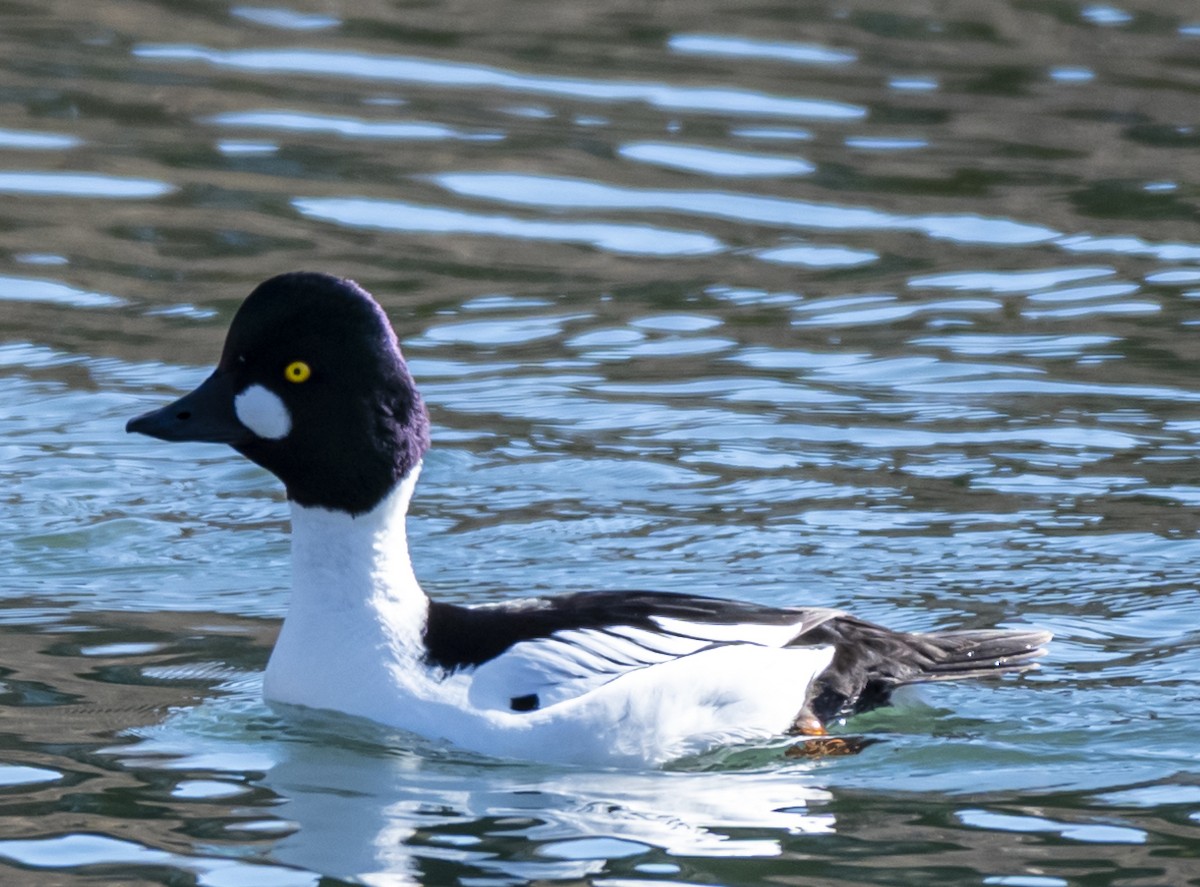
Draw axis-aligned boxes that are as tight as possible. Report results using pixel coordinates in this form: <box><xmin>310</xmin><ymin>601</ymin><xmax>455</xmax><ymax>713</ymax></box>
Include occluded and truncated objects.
<box><xmin>793</xmin><ymin>713</ymin><xmax>828</xmax><ymax>736</ymax></box>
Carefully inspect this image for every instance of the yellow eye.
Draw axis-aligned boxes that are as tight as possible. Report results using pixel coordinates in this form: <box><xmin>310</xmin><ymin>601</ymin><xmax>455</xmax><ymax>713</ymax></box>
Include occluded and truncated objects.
<box><xmin>284</xmin><ymin>361</ymin><xmax>312</xmax><ymax>383</ymax></box>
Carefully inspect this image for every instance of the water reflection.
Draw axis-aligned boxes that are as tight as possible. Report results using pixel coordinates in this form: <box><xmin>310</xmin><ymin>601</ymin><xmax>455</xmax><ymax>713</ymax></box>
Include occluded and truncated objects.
<box><xmin>0</xmin><ymin>172</ymin><xmax>174</xmax><ymax>198</ymax></box>
<box><xmin>0</xmin><ymin>835</ymin><xmax>315</xmax><ymax>887</ymax></box>
<box><xmin>757</xmin><ymin>242</ymin><xmax>878</xmax><ymax>268</ymax></box>
<box><xmin>230</xmin><ymin>5</ymin><xmax>340</xmax><ymax>31</ymax></box>
<box><xmin>1024</xmin><ymin>283</ymin><xmax>1139</xmax><ymax>303</ymax></box>
<box><xmin>135</xmin><ymin>44</ymin><xmax>867</xmax><ymax>120</ymax></box>
<box><xmin>1057</xmin><ymin>234</ymin><xmax>1200</xmax><ymax>261</ymax></box>
<box><xmin>667</xmin><ymin>33</ymin><xmax>857</xmax><ymax>66</ymax></box>
<box><xmin>0</xmin><ymin>129</ymin><xmax>82</xmax><ymax>149</ymax></box>
<box><xmin>105</xmin><ymin>696</ymin><xmax>836</xmax><ymax>883</ymax></box>
<box><xmin>293</xmin><ymin>196</ymin><xmax>725</xmax><ymax>255</ymax></box>
<box><xmin>730</xmin><ymin>126</ymin><xmax>813</xmax><ymax>141</ymax></box>
<box><xmin>433</xmin><ymin>172</ymin><xmax>1060</xmax><ymax>244</ymax></box>
<box><xmin>207</xmin><ymin>110</ymin><xmax>504</xmax><ymax>142</ymax></box>
<box><xmin>0</xmin><ymin>274</ymin><xmax>126</xmax><ymax>308</ymax></box>
<box><xmin>618</xmin><ymin>142</ymin><xmax>815</xmax><ymax>177</ymax></box>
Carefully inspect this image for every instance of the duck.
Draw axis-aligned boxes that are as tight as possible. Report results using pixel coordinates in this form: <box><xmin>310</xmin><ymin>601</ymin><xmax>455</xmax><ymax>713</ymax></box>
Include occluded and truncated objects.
<box><xmin>127</xmin><ymin>272</ymin><xmax>1050</xmax><ymax>767</ymax></box>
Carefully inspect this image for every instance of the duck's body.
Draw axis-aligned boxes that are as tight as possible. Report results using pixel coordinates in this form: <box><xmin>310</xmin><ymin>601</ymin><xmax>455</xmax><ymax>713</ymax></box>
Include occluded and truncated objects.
<box><xmin>128</xmin><ymin>272</ymin><xmax>1050</xmax><ymax>767</ymax></box>
<box><xmin>270</xmin><ymin>474</ymin><xmax>835</xmax><ymax>765</ymax></box>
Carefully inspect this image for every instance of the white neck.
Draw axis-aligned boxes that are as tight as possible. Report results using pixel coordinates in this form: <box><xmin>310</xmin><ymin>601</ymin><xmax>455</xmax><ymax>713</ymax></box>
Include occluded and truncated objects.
<box><xmin>264</xmin><ymin>465</ymin><xmax>429</xmax><ymax>708</ymax></box>
<box><xmin>289</xmin><ymin>465</ymin><xmax>424</xmax><ymax>615</ymax></box>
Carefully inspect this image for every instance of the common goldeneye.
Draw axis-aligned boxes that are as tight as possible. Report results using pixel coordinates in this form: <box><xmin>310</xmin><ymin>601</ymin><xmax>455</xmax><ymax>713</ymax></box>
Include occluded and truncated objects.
<box><xmin>127</xmin><ymin>272</ymin><xmax>1050</xmax><ymax>766</ymax></box>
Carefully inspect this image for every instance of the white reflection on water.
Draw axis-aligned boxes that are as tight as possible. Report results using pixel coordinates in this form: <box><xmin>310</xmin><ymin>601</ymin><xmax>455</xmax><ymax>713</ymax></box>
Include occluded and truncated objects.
<box><xmin>432</xmin><ymin>172</ymin><xmax>1060</xmax><ymax>245</ymax></box>
<box><xmin>216</xmin><ymin>140</ymin><xmax>279</xmax><ymax>156</ymax></box>
<box><xmin>1080</xmin><ymin>4</ymin><xmax>1133</xmax><ymax>27</ymax></box>
<box><xmin>791</xmin><ymin>297</ymin><xmax>999</xmax><ymax>327</ymax></box>
<box><xmin>1025</xmin><ymin>283</ymin><xmax>1139</xmax><ymax>303</ymax></box>
<box><xmin>206</xmin><ymin>110</ymin><xmax>503</xmax><ymax>142</ymax></box>
<box><xmin>908</xmin><ymin>267</ymin><xmax>1115</xmax><ymax>293</ymax></box>
<box><xmin>667</xmin><ymin>33</ymin><xmax>857</xmax><ymax>66</ymax></box>
<box><xmin>0</xmin><ymin>764</ymin><xmax>60</xmax><ymax>787</ymax></box>
<box><xmin>0</xmin><ymin>834</ymin><xmax>317</xmax><ymax>887</ymax></box>
<box><xmin>231</xmin><ymin>5</ymin><xmax>340</xmax><ymax>31</ymax></box>
<box><xmin>0</xmin><ymin>128</ymin><xmax>81</xmax><ymax>149</ymax></box>
<box><xmin>1048</xmin><ymin>66</ymin><xmax>1095</xmax><ymax>83</ymax></box>
<box><xmin>0</xmin><ymin>171</ymin><xmax>174</xmax><ymax>198</ymax></box>
<box><xmin>957</xmin><ymin>808</ymin><xmax>1145</xmax><ymax>845</ymax></box>
<box><xmin>889</xmin><ymin>76</ymin><xmax>939</xmax><ymax>92</ymax></box>
<box><xmin>730</xmin><ymin>126</ymin><xmax>813</xmax><ymax>140</ymax></box>
<box><xmin>134</xmin><ymin>44</ymin><xmax>867</xmax><ymax>120</ymax></box>
<box><xmin>1144</xmin><ymin>268</ymin><xmax>1200</xmax><ymax>284</ymax></box>
<box><xmin>757</xmin><ymin>242</ymin><xmax>878</xmax><ymax>268</ymax></box>
<box><xmin>13</xmin><ymin>253</ymin><xmax>68</xmax><ymax>265</ymax></box>
<box><xmin>1056</xmin><ymin>233</ymin><xmax>1200</xmax><ymax>261</ymax></box>
<box><xmin>292</xmin><ymin>196</ymin><xmax>724</xmax><ymax>256</ymax></box>
<box><xmin>908</xmin><ymin>333</ymin><xmax>1119</xmax><ymax>358</ymax></box>
<box><xmin>0</xmin><ymin>274</ymin><xmax>126</xmax><ymax>309</ymax></box>
<box><xmin>422</xmin><ymin>314</ymin><xmax>591</xmax><ymax>347</ymax></box>
<box><xmin>844</xmin><ymin>136</ymin><xmax>929</xmax><ymax>151</ymax></box>
<box><xmin>433</xmin><ymin>173</ymin><xmax>1200</xmax><ymax>262</ymax></box>
<box><xmin>1022</xmin><ymin>302</ymin><xmax>1160</xmax><ymax>321</ymax></box>
<box><xmin>618</xmin><ymin>141</ymin><xmax>814</xmax><ymax>177</ymax></box>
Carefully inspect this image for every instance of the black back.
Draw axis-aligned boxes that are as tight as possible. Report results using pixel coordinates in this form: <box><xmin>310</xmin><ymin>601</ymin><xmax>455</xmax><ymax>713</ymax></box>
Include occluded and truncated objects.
<box><xmin>423</xmin><ymin>589</ymin><xmax>809</xmax><ymax>670</ymax></box>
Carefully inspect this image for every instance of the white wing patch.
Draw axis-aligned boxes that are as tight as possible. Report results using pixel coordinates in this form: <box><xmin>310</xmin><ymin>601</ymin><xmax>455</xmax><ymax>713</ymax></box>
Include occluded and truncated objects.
<box><xmin>465</xmin><ymin>609</ymin><xmax>841</xmax><ymax>713</ymax></box>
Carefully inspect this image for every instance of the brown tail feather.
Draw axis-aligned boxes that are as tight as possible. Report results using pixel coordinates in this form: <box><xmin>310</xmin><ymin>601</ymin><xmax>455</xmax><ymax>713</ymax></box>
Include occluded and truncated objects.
<box><xmin>794</xmin><ymin>617</ymin><xmax>1052</xmax><ymax>727</ymax></box>
<box><xmin>916</xmin><ymin>628</ymin><xmax>1051</xmax><ymax>681</ymax></box>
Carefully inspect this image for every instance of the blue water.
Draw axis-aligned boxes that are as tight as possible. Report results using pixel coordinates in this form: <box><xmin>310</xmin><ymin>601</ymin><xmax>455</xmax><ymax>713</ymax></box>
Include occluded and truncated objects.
<box><xmin>1</xmin><ymin>1</ymin><xmax>1199</xmax><ymax>884</ymax></box>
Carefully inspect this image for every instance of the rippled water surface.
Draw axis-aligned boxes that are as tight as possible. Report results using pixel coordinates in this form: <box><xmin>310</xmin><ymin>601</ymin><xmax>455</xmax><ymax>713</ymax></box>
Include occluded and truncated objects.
<box><xmin>3</xmin><ymin>1</ymin><xmax>1200</xmax><ymax>884</ymax></box>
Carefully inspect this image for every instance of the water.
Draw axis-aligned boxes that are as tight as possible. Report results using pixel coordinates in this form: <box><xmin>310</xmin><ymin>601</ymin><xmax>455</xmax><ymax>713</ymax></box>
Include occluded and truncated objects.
<box><xmin>2</xmin><ymin>0</ymin><xmax>1199</xmax><ymax>883</ymax></box>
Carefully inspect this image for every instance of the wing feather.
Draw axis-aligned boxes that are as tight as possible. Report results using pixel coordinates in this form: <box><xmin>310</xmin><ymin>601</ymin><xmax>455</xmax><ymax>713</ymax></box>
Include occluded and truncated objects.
<box><xmin>606</xmin><ymin>625</ymin><xmax>710</xmax><ymax>656</ymax></box>
<box><xmin>462</xmin><ymin>601</ymin><xmax>839</xmax><ymax>712</ymax></box>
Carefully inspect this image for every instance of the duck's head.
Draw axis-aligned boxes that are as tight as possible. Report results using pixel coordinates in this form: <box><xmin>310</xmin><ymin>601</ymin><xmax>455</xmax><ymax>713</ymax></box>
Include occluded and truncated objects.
<box><xmin>127</xmin><ymin>272</ymin><xmax>430</xmax><ymax>515</ymax></box>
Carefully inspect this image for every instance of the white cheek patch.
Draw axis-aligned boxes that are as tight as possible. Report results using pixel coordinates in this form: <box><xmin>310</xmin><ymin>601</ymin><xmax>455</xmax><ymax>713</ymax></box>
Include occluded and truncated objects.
<box><xmin>234</xmin><ymin>384</ymin><xmax>292</xmax><ymax>440</ymax></box>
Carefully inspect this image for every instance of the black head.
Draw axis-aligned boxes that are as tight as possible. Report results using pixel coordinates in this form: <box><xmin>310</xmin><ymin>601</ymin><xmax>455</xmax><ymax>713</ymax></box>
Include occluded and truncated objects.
<box><xmin>127</xmin><ymin>272</ymin><xmax>430</xmax><ymax>515</ymax></box>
